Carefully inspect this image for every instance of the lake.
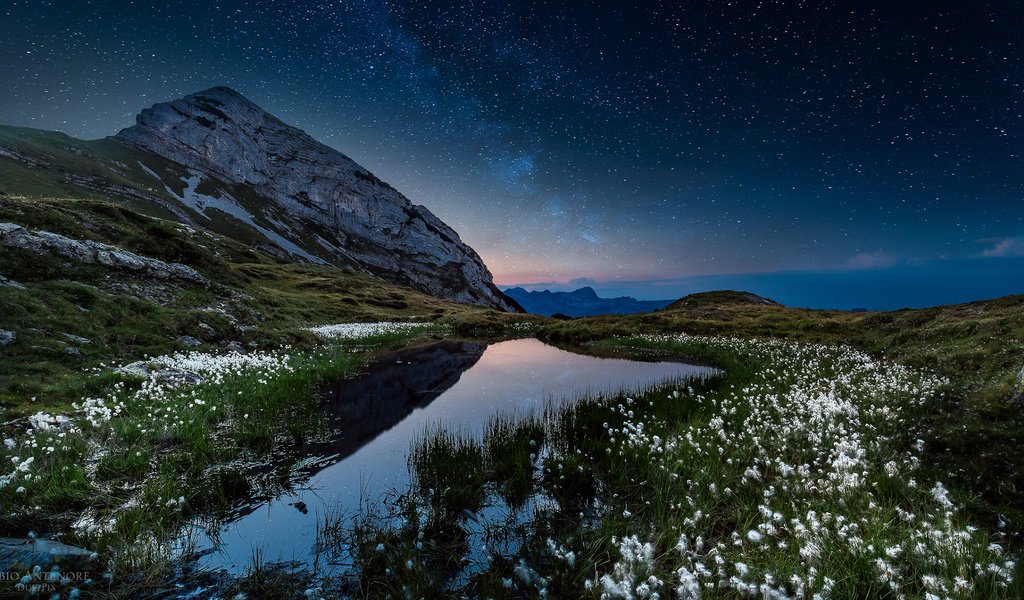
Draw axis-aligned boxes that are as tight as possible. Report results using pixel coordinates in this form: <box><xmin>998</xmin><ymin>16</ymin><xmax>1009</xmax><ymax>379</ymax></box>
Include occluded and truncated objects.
<box><xmin>186</xmin><ymin>337</ymin><xmax>716</xmax><ymax>572</ymax></box>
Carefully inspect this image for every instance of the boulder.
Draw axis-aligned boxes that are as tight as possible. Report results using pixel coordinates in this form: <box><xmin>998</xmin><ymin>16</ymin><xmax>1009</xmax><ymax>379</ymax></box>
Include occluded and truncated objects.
<box><xmin>0</xmin><ymin>330</ymin><xmax>14</xmax><ymax>347</ymax></box>
<box><xmin>177</xmin><ymin>335</ymin><xmax>202</xmax><ymax>348</ymax></box>
<box><xmin>96</xmin><ymin>249</ymin><xmax>148</xmax><ymax>271</ymax></box>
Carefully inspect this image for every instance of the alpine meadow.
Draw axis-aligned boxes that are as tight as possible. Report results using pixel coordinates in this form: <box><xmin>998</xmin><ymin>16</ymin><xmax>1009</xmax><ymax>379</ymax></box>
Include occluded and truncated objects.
<box><xmin>1</xmin><ymin>1</ymin><xmax>1023</xmax><ymax>599</ymax></box>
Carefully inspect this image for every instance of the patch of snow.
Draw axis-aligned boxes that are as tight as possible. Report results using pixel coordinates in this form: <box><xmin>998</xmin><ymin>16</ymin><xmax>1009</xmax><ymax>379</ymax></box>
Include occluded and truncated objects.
<box><xmin>166</xmin><ymin>172</ymin><xmax>326</xmax><ymax>264</ymax></box>
<box><xmin>137</xmin><ymin>161</ymin><xmax>162</xmax><ymax>181</ymax></box>
<box><xmin>313</xmin><ymin>233</ymin><xmax>360</xmax><ymax>265</ymax></box>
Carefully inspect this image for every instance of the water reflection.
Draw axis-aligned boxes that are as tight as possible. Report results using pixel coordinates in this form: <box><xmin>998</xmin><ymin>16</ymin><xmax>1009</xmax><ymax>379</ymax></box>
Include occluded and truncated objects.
<box><xmin>318</xmin><ymin>340</ymin><xmax>487</xmax><ymax>469</ymax></box>
<box><xmin>190</xmin><ymin>338</ymin><xmax>715</xmax><ymax>572</ymax></box>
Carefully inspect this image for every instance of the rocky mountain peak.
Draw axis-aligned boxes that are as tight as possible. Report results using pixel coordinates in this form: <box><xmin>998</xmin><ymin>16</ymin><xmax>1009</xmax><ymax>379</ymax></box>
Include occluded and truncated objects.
<box><xmin>116</xmin><ymin>86</ymin><xmax>356</xmax><ymax>188</ymax></box>
<box><xmin>115</xmin><ymin>87</ymin><xmax>519</xmax><ymax>312</ymax></box>
<box><xmin>568</xmin><ymin>286</ymin><xmax>599</xmax><ymax>299</ymax></box>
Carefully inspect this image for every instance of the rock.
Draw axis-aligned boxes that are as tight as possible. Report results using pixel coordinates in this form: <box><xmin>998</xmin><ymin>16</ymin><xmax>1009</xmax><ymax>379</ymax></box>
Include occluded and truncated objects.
<box><xmin>114</xmin><ymin>362</ymin><xmax>151</xmax><ymax>379</ymax></box>
<box><xmin>116</xmin><ymin>87</ymin><xmax>518</xmax><ymax>311</ymax></box>
<box><xmin>106</xmin><ymin>281</ymin><xmax>178</xmax><ymax>305</ymax></box>
<box><xmin>197</xmin><ymin>322</ymin><xmax>217</xmax><ymax>339</ymax></box>
<box><xmin>65</xmin><ymin>346</ymin><xmax>83</xmax><ymax>359</ymax></box>
<box><xmin>63</xmin><ymin>333</ymin><xmax>93</xmax><ymax>345</ymax></box>
<box><xmin>0</xmin><ymin>222</ymin><xmax>205</xmax><ymax>284</ymax></box>
<box><xmin>0</xmin><ymin>222</ymin><xmax>24</xmax><ymax>237</ymax></box>
<box><xmin>0</xmin><ymin>274</ymin><xmax>25</xmax><ymax>289</ymax></box>
<box><xmin>96</xmin><ymin>249</ymin><xmax>147</xmax><ymax>271</ymax></box>
<box><xmin>1013</xmin><ymin>365</ymin><xmax>1024</xmax><ymax>405</ymax></box>
<box><xmin>225</xmin><ymin>341</ymin><xmax>245</xmax><ymax>353</ymax></box>
<box><xmin>0</xmin><ymin>536</ymin><xmax>97</xmax><ymax>571</ymax></box>
<box><xmin>178</xmin><ymin>335</ymin><xmax>202</xmax><ymax>348</ymax></box>
<box><xmin>116</xmin><ymin>361</ymin><xmax>204</xmax><ymax>386</ymax></box>
<box><xmin>0</xmin><ymin>330</ymin><xmax>14</xmax><ymax>347</ymax></box>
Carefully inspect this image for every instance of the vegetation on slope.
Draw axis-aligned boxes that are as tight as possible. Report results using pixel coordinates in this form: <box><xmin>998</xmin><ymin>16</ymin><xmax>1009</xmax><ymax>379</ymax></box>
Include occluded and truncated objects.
<box><xmin>0</xmin><ymin>194</ymin><xmax>535</xmax><ymax>417</ymax></box>
<box><xmin>0</xmin><ymin>195</ymin><xmax>540</xmax><ymax>596</ymax></box>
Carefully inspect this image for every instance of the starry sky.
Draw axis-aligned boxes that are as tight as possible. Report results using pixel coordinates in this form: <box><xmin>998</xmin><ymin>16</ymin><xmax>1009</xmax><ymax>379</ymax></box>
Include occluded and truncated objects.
<box><xmin>1</xmin><ymin>0</ymin><xmax>1022</xmax><ymax>308</ymax></box>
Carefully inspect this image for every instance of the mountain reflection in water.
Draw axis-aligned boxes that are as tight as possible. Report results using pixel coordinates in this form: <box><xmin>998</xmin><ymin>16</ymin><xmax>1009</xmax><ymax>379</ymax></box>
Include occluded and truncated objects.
<box><xmin>189</xmin><ymin>338</ymin><xmax>716</xmax><ymax>572</ymax></box>
<box><xmin>319</xmin><ymin>341</ymin><xmax>486</xmax><ymax>462</ymax></box>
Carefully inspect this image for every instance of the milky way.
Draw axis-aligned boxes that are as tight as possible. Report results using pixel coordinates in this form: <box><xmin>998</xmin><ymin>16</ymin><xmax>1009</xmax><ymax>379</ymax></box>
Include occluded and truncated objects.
<box><xmin>1</xmin><ymin>0</ymin><xmax>1022</xmax><ymax>307</ymax></box>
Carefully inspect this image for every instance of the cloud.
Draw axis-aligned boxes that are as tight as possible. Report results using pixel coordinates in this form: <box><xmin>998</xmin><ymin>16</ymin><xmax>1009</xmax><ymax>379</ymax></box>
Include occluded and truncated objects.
<box><xmin>842</xmin><ymin>251</ymin><xmax>898</xmax><ymax>270</ymax></box>
<box><xmin>979</xmin><ymin>236</ymin><xmax>1024</xmax><ymax>257</ymax></box>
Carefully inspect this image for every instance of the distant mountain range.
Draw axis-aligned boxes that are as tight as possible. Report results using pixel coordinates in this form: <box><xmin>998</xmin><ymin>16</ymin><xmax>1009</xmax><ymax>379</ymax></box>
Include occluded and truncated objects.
<box><xmin>502</xmin><ymin>286</ymin><xmax>673</xmax><ymax>317</ymax></box>
<box><xmin>0</xmin><ymin>86</ymin><xmax>519</xmax><ymax>311</ymax></box>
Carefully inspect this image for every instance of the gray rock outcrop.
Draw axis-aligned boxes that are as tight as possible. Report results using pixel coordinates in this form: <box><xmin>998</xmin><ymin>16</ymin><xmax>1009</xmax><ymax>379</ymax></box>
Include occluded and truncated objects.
<box><xmin>115</xmin><ymin>86</ymin><xmax>518</xmax><ymax>311</ymax></box>
<box><xmin>178</xmin><ymin>335</ymin><xmax>202</xmax><ymax>348</ymax></box>
<box><xmin>0</xmin><ymin>330</ymin><xmax>14</xmax><ymax>347</ymax></box>
<box><xmin>0</xmin><ymin>223</ymin><xmax>205</xmax><ymax>284</ymax></box>
<box><xmin>63</xmin><ymin>333</ymin><xmax>92</xmax><ymax>345</ymax></box>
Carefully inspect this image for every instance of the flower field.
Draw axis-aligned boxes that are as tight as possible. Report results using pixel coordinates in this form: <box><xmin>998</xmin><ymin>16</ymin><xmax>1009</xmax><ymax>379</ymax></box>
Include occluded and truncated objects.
<box><xmin>0</xmin><ymin>322</ymin><xmax>1019</xmax><ymax>598</ymax></box>
<box><xmin>0</xmin><ymin>322</ymin><xmax>438</xmax><ymax>594</ymax></box>
<box><xmin>344</xmin><ymin>335</ymin><xmax>1020</xmax><ymax>599</ymax></box>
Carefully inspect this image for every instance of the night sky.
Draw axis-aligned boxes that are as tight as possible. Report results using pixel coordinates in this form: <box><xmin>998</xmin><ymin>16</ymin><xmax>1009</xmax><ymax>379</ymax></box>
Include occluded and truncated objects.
<box><xmin>2</xmin><ymin>0</ymin><xmax>1022</xmax><ymax>308</ymax></box>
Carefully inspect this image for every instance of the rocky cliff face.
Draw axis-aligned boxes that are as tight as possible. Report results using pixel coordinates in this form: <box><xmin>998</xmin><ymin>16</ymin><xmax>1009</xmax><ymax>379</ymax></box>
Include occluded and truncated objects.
<box><xmin>115</xmin><ymin>86</ymin><xmax>518</xmax><ymax>311</ymax></box>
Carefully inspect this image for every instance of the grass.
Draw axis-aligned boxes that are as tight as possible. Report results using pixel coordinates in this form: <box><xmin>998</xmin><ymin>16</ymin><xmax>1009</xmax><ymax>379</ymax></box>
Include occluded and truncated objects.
<box><xmin>0</xmin><ymin>194</ymin><xmax>540</xmax><ymax>418</ymax></box>
<box><xmin>336</xmin><ymin>335</ymin><xmax>1022</xmax><ymax>598</ymax></box>
<box><xmin>0</xmin><ymin>325</ymin><xmax>459</xmax><ymax>594</ymax></box>
<box><xmin>538</xmin><ymin>295</ymin><xmax>1024</xmax><ymax>552</ymax></box>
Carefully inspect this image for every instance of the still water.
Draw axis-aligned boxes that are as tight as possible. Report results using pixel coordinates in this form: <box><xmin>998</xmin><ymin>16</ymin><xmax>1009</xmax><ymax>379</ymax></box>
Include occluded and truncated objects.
<box><xmin>189</xmin><ymin>338</ymin><xmax>715</xmax><ymax>572</ymax></box>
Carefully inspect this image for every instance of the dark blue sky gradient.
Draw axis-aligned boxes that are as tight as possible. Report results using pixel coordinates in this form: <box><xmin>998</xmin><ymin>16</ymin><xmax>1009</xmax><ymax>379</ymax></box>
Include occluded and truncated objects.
<box><xmin>510</xmin><ymin>256</ymin><xmax>1024</xmax><ymax>310</ymax></box>
<box><xmin>1</xmin><ymin>0</ymin><xmax>1021</xmax><ymax>308</ymax></box>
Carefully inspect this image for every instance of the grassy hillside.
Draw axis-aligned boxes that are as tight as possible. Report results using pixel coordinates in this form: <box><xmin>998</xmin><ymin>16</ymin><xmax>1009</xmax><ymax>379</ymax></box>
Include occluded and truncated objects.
<box><xmin>0</xmin><ymin>125</ymin><xmax>188</xmax><ymax>211</ymax></box>
<box><xmin>0</xmin><ymin>194</ymin><xmax>532</xmax><ymax>416</ymax></box>
<box><xmin>0</xmin><ymin>124</ymin><xmax>354</xmax><ymax>264</ymax></box>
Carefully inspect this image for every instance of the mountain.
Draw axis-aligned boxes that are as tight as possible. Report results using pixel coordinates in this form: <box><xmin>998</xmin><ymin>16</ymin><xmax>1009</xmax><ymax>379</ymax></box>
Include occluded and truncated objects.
<box><xmin>503</xmin><ymin>286</ymin><xmax>673</xmax><ymax>317</ymax></box>
<box><xmin>664</xmin><ymin>290</ymin><xmax>780</xmax><ymax>310</ymax></box>
<box><xmin>0</xmin><ymin>87</ymin><xmax>519</xmax><ymax>312</ymax></box>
